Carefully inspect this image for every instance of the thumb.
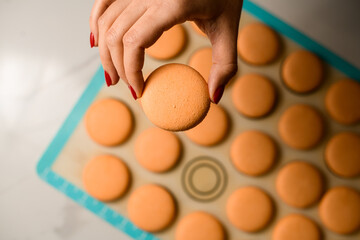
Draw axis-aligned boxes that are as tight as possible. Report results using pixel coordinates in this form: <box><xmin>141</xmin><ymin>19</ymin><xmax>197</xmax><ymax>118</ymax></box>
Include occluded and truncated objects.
<box><xmin>206</xmin><ymin>7</ymin><xmax>241</xmax><ymax>104</ymax></box>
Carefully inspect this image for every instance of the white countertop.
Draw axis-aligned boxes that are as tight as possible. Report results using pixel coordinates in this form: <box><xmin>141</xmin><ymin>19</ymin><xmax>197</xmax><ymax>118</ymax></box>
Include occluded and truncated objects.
<box><xmin>0</xmin><ymin>0</ymin><xmax>359</xmax><ymax>239</ymax></box>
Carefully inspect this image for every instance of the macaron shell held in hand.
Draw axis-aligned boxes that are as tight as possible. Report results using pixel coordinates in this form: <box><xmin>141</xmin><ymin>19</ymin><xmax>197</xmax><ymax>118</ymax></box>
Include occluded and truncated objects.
<box><xmin>141</xmin><ymin>63</ymin><xmax>210</xmax><ymax>131</ymax></box>
<box><xmin>146</xmin><ymin>24</ymin><xmax>186</xmax><ymax>60</ymax></box>
<box><xmin>85</xmin><ymin>98</ymin><xmax>133</xmax><ymax>146</ymax></box>
<box><xmin>127</xmin><ymin>184</ymin><xmax>176</xmax><ymax>232</ymax></box>
<box><xmin>83</xmin><ymin>155</ymin><xmax>130</xmax><ymax>202</ymax></box>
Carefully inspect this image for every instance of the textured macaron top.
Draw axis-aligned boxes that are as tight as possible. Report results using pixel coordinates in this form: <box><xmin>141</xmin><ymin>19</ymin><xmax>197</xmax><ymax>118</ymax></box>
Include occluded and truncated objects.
<box><xmin>141</xmin><ymin>63</ymin><xmax>210</xmax><ymax>131</ymax></box>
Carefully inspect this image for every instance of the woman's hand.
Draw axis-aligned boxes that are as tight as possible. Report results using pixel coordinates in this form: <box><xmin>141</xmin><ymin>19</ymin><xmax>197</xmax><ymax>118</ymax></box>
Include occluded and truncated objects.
<box><xmin>89</xmin><ymin>0</ymin><xmax>243</xmax><ymax>103</ymax></box>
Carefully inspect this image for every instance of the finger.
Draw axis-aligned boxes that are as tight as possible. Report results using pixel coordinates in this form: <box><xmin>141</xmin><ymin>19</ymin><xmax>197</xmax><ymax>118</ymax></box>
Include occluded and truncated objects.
<box><xmin>106</xmin><ymin>0</ymin><xmax>147</xmax><ymax>89</ymax></box>
<box><xmin>98</xmin><ymin>0</ymin><xmax>129</xmax><ymax>85</ymax></box>
<box><xmin>207</xmin><ymin>13</ymin><xmax>241</xmax><ymax>104</ymax></box>
<box><xmin>89</xmin><ymin>0</ymin><xmax>115</xmax><ymax>47</ymax></box>
<box><xmin>122</xmin><ymin>8</ymin><xmax>178</xmax><ymax>98</ymax></box>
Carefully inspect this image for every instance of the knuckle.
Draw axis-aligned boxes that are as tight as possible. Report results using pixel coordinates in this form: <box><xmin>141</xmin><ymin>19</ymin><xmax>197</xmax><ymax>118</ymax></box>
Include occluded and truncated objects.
<box><xmin>227</xmin><ymin>63</ymin><xmax>238</xmax><ymax>77</ymax></box>
<box><xmin>97</xmin><ymin>15</ymin><xmax>106</xmax><ymax>28</ymax></box>
<box><xmin>172</xmin><ymin>1</ymin><xmax>185</xmax><ymax>13</ymax></box>
<box><xmin>151</xmin><ymin>0</ymin><xmax>164</xmax><ymax>9</ymax></box>
<box><xmin>214</xmin><ymin>62</ymin><xmax>238</xmax><ymax>78</ymax></box>
<box><xmin>151</xmin><ymin>0</ymin><xmax>180</xmax><ymax>14</ymax></box>
<box><xmin>230</xmin><ymin>62</ymin><xmax>238</xmax><ymax>72</ymax></box>
<box><xmin>105</xmin><ymin>28</ymin><xmax>120</xmax><ymax>47</ymax></box>
<box><xmin>123</xmin><ymin>31</ymin><xmax>138</xmax><ymax>48</ymax></box>
<box><xmin>226</xmin><ymin>63</ymin><xmax>238</xmax><ymax>77</ymax></box>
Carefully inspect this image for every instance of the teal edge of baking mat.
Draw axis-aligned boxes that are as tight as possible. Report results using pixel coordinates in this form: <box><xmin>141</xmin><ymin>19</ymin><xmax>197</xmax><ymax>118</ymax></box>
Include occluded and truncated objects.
<box><xmin>36</xmin><ymin>1</ymin><xmax>360</xmax><ymax>239</ymax></box>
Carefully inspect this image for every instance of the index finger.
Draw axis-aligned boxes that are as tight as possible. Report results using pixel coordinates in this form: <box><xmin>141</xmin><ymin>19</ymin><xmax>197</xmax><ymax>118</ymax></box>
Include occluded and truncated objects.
<box><xmin>89</xmin><ymin>0</ymin><xmax>115</xmax><ymax>47</ymax></box>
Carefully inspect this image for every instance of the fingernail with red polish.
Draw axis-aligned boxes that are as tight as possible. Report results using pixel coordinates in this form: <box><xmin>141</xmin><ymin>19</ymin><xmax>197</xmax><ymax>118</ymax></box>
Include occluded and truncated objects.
<box><xmin>213</xmin><ymin>85</ymin><xmax>225</xmax><ymax>104</ymax></box>
<box><xmin>128</xmin><ymin>85</ymin><xmax>137</xmax><ymax>100</ymax></box>
<box><xmin>90</xmin><ymin>32</ymin><xmax>95</xmax><ymax>48</ymax></box>
<box><xmin>104</xmin><ymin>71</ymin><xmax>111</xmax><ymax>87</ymax></box>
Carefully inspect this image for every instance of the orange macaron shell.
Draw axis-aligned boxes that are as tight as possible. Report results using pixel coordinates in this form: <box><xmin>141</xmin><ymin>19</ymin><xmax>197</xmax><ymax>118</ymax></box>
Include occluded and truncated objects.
<box><xmin>190</xmin><ymin>21</ymin><xmax>206</xmax><ymax>37</ymax></box>
<box><xmin>185</xmin><ymin>104</ymin><xmax>229</xmax><ymax>146</ymax></box>
<box><xmin>135</xmin><ymin>127</ymin><xmax>182</xmax><ymax>172</ymax></box>
<box><xmin>188</xmin><ymin>47</ymin><xmax>212</xmax><ymax>83</ymax></box>
<box><xmin>272</xmin><ymin>214</ymin><xmax>322</xmax><ymax>240</ymax></box>
<box><xmin>141</xmin><ymin>63</ymin><xmax>210</xmax><ymax>131</ymax></box>
<box><xmin>127</xmin><ymin>184</ymin><xmax>176</xmax><ymax>232</ymax></box>
<box><xmin>237</xmin><ymin>22</ymin><xmax>280</xmax><ymax>65</ymax></box>
<box><xmin>175</xmin><ymin>211</ymin><xmax>225</xmax><ymax>240</ymax></box>
<box><xmin>82</xmin><ymin>155</ymin><xmax>130</xmax><ymax>202</ymax></box>
<box><xmin>325</xmin><ymin>78</ymin><xmax>360</xmax><ymax>125</ymax></box>
<box><xmin>146</xmin><ymin>24</ymin><xmax>187</xmax><ymax>60</ymax></box>
<box><xmin>319</xmin><ymin>186</ymin><xmax>360</xmax><ymax>234</ymax></box>
<box><xmin>85</xmin><ymin>98</ymin><xmax>133</xmax><ymax>146</ymax></box>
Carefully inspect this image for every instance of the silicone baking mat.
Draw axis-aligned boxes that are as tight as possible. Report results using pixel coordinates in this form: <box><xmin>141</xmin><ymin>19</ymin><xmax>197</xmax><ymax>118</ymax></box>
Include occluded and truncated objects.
<box><xmin>37</xmin><ymin>1</ymin><xmax>360</xmax><ymax>239</ymax></box>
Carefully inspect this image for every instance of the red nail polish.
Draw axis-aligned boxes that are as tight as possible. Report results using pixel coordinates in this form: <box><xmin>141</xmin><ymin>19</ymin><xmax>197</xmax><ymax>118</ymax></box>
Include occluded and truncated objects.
<box><xmin>104</xmin><ymin>71</ymin><xmax>111</xmax><ymax>87</ymax></box>
<box><xmin>90</xmin><ymin>32</ymin><xmax>94</xmax><ymax>48</ymax></box>
<box><xmin>128</xmin><ymin>85</ymin><xmax>137</xmax><ymax>100</ymax></box>
<box><xmin>213</xmin><ymin>85</ymin><xmax>225</xmax><ymax>104</ymax></box>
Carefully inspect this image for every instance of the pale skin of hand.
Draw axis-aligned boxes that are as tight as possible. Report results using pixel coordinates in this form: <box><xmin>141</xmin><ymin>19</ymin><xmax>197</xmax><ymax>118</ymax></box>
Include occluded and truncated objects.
<box><xmin>90</xmin><ymin>0</ymin><xmax>243</xmax><ymax>103</ymax></box>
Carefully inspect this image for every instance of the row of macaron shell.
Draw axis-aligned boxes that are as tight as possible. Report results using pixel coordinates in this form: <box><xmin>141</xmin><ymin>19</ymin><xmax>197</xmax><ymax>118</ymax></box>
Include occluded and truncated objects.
<box><xmin>85</xmin><ymin>89</ymin><xmax>360</xmax><ymax>179</ymax></box>
<box><xmin>83</xmin><ymin>97</ymin><xmax>360</xmax><ymax>237</ymax></box>
<box><xmin>82</xmin><ymin>155</ymin><xmax>360</xmax><ymax>238</ymax></box>
<box><xmin>148</xmin><ymin>22</ymin><xmax>360</xmax><ymax>125</ymax></box>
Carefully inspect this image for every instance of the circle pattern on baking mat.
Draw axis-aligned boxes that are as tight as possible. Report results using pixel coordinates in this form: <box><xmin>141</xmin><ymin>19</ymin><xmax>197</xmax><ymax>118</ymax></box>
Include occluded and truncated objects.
<box><xmin>182</xmin><ymin>157</ymin><xmax>227</xmax><ymax>202</ymax></box>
